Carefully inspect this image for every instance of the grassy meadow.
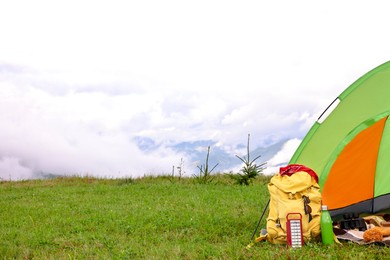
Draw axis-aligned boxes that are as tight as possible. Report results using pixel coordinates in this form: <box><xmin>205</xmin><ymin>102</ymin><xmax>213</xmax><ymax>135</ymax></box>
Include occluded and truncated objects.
<box><xmin>1</xmin><ymin>175</ymin><xmax>389</xmax><ymax>259</ymax></box>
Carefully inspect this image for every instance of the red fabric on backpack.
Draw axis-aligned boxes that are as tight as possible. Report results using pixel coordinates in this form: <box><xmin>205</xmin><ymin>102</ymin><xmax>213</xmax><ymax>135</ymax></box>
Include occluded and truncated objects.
<box><xmin>279</xmin><ymin>164</ymin><xmax>319</xmax><ymax>183</ymax></box>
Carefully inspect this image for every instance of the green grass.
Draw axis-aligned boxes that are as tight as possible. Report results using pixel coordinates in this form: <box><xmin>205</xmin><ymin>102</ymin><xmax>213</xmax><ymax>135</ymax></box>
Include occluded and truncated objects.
<box><xmin>0</xmin><ymin>175</ymin><xmax>389</xmax><ymax>259</ymax></box>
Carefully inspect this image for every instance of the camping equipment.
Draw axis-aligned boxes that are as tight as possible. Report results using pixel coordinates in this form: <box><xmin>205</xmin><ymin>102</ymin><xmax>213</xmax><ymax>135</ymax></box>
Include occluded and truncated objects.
<box><xmin>265</xmin><ymin>165</ymin><xmax>322</xmax><ymax>244</ymax></box>
<box><xmin>333</xmin><ymin>215</ymin><xmax>390</xmax><ymax>245</ymax></box>
<box><xmin>249</xmin><ymin>199</ymin><xmax>270</xmax><ymax>243</ymax></box>
<box><xmin>286</xmin><ymin>213</ymin><xmax>304</xmax><ymax>247</ymax></box>
<box><xmin>339</xmin><ymin>213</ymin><xmax>366</xmax><ymax>231</ymax></box>
<box><xmin>320</xmin><ymin>205</ymin><xmax>334</xmax><ymax>245</ymax></box>
<box><xmin>289</xmin><ymin>60</ymin><xmax>390</xmax><ymax>219</ymax></box>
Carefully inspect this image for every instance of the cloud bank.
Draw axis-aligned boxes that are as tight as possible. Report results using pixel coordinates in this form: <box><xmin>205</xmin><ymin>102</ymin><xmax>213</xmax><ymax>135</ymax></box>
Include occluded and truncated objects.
<box><xmin>0</xmin><ymin>67</ymin><xmax>316</xmax><ymax>180</ymax></box>
<box><xmin>1</xmin><ymin>1</ymin><xmax>390</xmax><ymax>179</ymax></box>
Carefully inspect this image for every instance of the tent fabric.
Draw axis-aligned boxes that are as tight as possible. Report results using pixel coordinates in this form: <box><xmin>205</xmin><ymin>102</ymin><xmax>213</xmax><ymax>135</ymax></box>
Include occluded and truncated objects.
<box><xmin>321</xmin><ymin>116</ymin><xmax>387</xmax><ymax>209</ymax></box>
<box><xmin>289</xmin><ymin>60</ymin><xmax>390</xmax><ymax>218</ymax></box>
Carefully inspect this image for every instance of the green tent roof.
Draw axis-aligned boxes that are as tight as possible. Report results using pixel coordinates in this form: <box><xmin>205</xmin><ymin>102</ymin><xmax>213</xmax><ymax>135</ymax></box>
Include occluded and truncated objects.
<box><xmin>289</xmin><ymin>60</ymin><xmax>390</xmax><ymax>217</ymax></box>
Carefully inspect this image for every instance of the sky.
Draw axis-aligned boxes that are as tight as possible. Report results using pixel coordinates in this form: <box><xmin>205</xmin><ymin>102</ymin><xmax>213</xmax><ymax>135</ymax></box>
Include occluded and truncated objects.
<box><xmin>1</xmin><ymin>1</ymin><xmax>390</xmax><ymax>180</ymax></box>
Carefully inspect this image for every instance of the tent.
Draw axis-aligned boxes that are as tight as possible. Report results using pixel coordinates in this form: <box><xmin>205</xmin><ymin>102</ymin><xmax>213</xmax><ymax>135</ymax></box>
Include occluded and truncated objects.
<box><xmin>289</xmin><ymin>60</ymin><xmax>390</xmax><ymax>219</ymax></box>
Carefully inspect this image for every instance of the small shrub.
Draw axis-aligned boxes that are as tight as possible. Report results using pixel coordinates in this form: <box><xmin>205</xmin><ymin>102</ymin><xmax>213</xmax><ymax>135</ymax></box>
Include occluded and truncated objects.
<box><xmin>193</xmin><ymin>146</ymin><xmax>218</xmax><ymax>184</ymax></box>
<box><xmin>170</xmin><ymin>158</ymin><xmax>185</xmax><ymax>183</ymax></box>
<box><xmin>229</xmin><ymin>134</ymin><xmax>266</xmax><ymax>185</ymax></box>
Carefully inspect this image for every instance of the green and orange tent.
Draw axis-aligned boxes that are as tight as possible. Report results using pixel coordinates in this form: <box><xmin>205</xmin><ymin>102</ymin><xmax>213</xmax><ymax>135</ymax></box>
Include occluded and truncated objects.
<box><xmin>289</xmin><ymin>60</ymin><xmax>390</xmax><ymax>218</ymax></box>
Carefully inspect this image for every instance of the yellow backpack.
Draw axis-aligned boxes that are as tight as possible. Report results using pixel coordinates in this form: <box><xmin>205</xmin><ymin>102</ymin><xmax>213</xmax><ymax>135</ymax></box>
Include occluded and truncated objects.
<box><xmin>265</xmin><ymin>170</ymin><xmax>322</xmax><ymax>244</ymax></box>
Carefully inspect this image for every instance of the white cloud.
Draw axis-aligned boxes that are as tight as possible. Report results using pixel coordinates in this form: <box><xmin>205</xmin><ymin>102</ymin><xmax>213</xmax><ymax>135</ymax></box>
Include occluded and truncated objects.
<box><xmin>264</xmin><ymin>138</ymin><xmax>302</xmax><ymax>175</ymax></box>
<box><xmin>0</xmin><ymin>157</ymin><xmax>35</xmax><ymax>181</ymax></box>
<box><xmin>0</xmin><ymin>1</ymin><xmax>390</xmax><ymax>179</ymax></box>
<box><xmin>0</xmin><ymin>83</ymin><xmax>189</xmax><ymax>180</ymax></box>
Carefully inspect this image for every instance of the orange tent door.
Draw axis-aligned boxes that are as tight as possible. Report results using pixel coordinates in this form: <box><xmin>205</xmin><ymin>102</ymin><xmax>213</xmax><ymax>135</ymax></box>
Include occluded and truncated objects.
<box><xmin>322</xmin><ymin>117</ymin><xmax>387</xmax><ymax>210</ymax></box>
